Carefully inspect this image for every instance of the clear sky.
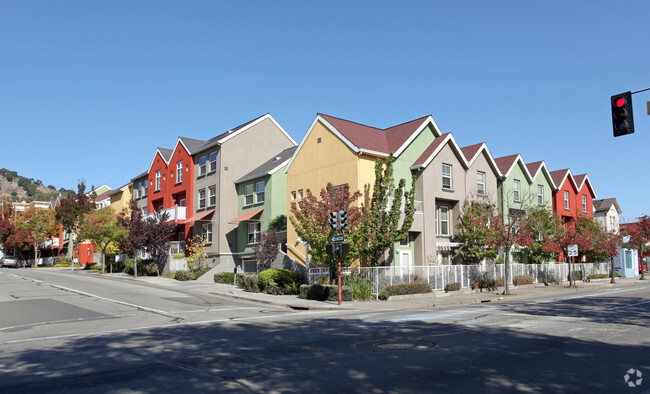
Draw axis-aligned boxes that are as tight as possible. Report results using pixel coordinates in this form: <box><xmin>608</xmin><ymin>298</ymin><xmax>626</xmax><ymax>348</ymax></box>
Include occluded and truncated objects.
<box><xmin>1</xmin><ymin>1</ymin><xmax>648</xmax><ymax>221</ymax></box>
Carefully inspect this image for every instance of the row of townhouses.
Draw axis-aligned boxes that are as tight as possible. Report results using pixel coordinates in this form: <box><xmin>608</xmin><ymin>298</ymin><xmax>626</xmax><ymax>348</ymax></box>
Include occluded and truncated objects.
<box><xmin>14</xmin><ymin>112</ymin><xmax>628</xmax><ymax>273</ymax></box>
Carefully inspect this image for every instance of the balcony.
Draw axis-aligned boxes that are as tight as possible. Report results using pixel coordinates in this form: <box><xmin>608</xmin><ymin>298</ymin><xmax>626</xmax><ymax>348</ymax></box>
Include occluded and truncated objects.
<box><xmin>386</xmin><ymin>197</ymin><xmax>424</xmax><ymax>213</ymax></box>
<box><xmin>145</xmin><ymin>206</ymin><xmax>187</xmax><ymax>223</ymax></box>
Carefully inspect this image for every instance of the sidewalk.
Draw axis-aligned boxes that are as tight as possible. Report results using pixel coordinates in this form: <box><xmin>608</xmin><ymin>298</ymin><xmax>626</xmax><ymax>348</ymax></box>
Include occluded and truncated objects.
<box><xmin>71</xmin><ymin>268</ymin><xmax>650</xmax><ymax>311</ymax></box>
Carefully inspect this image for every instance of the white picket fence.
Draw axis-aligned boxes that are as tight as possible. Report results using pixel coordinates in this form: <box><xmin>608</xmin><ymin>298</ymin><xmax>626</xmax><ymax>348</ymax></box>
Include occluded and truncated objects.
<box><xmin>309</xmin><ymin>262</ymin><xmax>611</xmax><ymax>296</ymax></box>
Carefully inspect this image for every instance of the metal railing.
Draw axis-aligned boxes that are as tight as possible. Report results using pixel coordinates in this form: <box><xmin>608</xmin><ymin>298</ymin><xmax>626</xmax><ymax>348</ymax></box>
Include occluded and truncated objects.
<box><xmin>309</xmin><ymin>262</ymin><xmax>612</xmax><ymax>296</ymax></box>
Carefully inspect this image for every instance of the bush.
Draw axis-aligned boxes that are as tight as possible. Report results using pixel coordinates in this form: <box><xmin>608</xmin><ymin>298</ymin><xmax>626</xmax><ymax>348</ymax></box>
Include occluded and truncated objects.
<box><xmin>444</xmin><ymin>282</ymin><xmax>461</xmax><ymax>292</ymax></box>
<box><xmin>87</xmin><ymin>264</ymin><xmax>103</xmax><ymax>271</ymax></box>
<box><xmin>54</xmin><ymin>262</ymin><xmax>72</xmax><ymax>267</ymax></box>
<box><xmin>214</xmin><ymin>272</ymin><xmax>235</xmax><ymax>285</ymax></box>
<box><xmin>258</xmin><ymin>269</ymin><xmax>302</xmax><ymax>294</ymax></box>
<box><xmin>513</xmin><ymin>276</ymin><xmax>534</xmax><ymax>286</ymax></box>
<box><xmin>172</xmin><ymin>253</ymin><xmax>185</xmax><ymax>260</ymax></box>
<box><xmin>238</xmin><ymin>274</ymin><xmax>260</xmax><ymax>293</ymax></box>
<box><xmin>495</xmin><ymin>277</ymin><xmax>505</xmax><ymax>287</ymax></box>
<box><xmin>343</xmin><ymin>274</ymin><xmax>372</xmax><ymax>300</ymax></box>
<box><xmin>378</xmin><ymin>283</ymin><xmax>432</xmax><ymax>300</ymax></box>
<box><xmin>569</xmin><ymin>271</ymin><xmax>583</xmax><ymax>281</ymax></box>
<box><xmin>174</xmin><ymin>270</ymin><xmax>196</xmax><ymax>281</ymax></box>
<box><xmin>471</xmin><ymin>277</ymin><xmax>497</xmax><ymax>291</ymax></box>
<box><xmin>124</xmin><ymin>259</ymin><xmax>158</xmax><ymax>276</ymax></box>
<box><xmin>300</xmin><ymin>284</ymin><xmax>352</xmax><ymax>301</ymax></box>
<box><xmin>588</xmin><ymin>273</ymin><xmax>620</xmax><ymax>280</ymax></box>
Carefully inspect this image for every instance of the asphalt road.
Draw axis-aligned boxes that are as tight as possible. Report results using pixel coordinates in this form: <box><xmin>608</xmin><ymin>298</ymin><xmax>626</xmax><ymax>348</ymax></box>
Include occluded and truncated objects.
<box><xmin>1</xmin><ymin>268</ymin><xmax>649</xmax><ymax>393</ymax></box>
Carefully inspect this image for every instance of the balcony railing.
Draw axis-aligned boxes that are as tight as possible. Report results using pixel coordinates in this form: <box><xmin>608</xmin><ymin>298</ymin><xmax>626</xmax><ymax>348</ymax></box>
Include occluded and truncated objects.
<box><xmin>145</xmin><ymin>206</ymin><xmax>187</xmax><ymax>223</ymax></box>
<box><xmin>386</xmin><ymin>197</ymin><xmax>423</xmax><ymax>213</ymax></box>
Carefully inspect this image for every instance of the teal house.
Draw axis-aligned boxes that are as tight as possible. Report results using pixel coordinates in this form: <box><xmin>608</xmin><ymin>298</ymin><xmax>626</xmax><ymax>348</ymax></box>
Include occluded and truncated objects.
<box><xmin>229</xmin><ymin>147</ymin><xmax>296</xmax><ymax>272</ymax></box>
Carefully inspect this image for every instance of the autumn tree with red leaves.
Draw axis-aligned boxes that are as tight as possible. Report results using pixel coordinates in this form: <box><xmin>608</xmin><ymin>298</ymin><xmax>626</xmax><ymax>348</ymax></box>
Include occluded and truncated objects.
<box><xmin>15</xmin><ymin>206</ymin><xmax>59</xmax><ymax>268</ymax></box>
<box><xmin>289</xmin><ymin>183</ymin><xmax>365</xmax><ymax>268</ymax></box>
<box><xmin>543</xmin><ymin>219</ymin><xmax>592</xmax><ymax>287</ymax></box>
<box><xmin>623</xmin><ymin>215</ymin><xmax>650</xmax><ymax>280</ymax></box>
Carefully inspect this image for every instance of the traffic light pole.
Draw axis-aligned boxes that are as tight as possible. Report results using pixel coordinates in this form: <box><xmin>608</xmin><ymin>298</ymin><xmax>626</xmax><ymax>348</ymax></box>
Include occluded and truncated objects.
<box><xmin>338</xmin><ymin>254</ymin><xmax>342</xmax><ymax>305</ymax></box>
<box><xmin>631</xmin><ymin>87</ymin><xmax>650</xmax><ymax>94</ymax></box>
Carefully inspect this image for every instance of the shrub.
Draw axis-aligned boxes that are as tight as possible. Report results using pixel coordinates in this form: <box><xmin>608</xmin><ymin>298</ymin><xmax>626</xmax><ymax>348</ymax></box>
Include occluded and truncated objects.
<box><xmin>265</xmin><ymin>283</ymin><xmax>284</xmax><ymax>295</ymax></box>
<box><xmin>87</xmin><ymin>264</ymin><xmax>103</xmax><ymax>271</ymax></box>
<box><xmin>495</xmin><ymin>277</ymin><xmax>505</xmax><ymax>287</ymax></box>
<box><xmin>214</xmin><ymin>272</ymin><xmax>235</xmax><ymax>285</ymax></box>
<box><xmin>172</xmin><ymin>253</ymin><xmax>186</xmax><ymax>260</ymax></box>
<box><xmin>444</xmin><ymin>282</ymin><xmax>461</xmax><ymax>293</ymax></box>
<box><xmin>124</xmin><ymin>259</ymin><xmax>158</xmax><ymax>276</ymax></box>
<box><xmin>238</xmin><ymin>274</ymin><xmax>260</xmax><ymax>293</ymax></box>
<box><xmin>378</xmin><ymin>283</ymin><xmax>432</xmax><ymax>300</ymax></box>
<box><xmin>193</xmin><ymin>267</ymin><xmax>211</xmax><ymax>279</ymax></box>
<box><xmin>513</xmin><ymin>276</ymin><xmax>533</xmax><ymax>286</ymax></box>
<box><xmin>300</xmin><ymin>284</ymin><xmax>352</xmax><ymax>301</ymax></box>
<box><xmin>54</xmin><ymin>262</ymin><xmax>72</xmax><ymax>267</ymax></box>
<box><xmin>569</xmin><ymin>271</ymin><xmax>583</xmax><ymax>281</ymax></box>
<box><xmin>343</xmin><ymin>274</ymin><xmax>372</xmax><ymax>300</ymax></box>
<box><xmin>588</xmin><ymin>273</ymin><xmax>620</xmax><ymax>279</ymax></box>
<box><xmin>174</xmin><ymin>270</ymin><xmax>196</xmax><ymax>281</ymax></box>
<box><xmin>471</xmin><ymin>277</ymin><xmax>497</xmax><ymax>291</ymax></box>
<box><xmin>258</xmin><ymin>269</ymin><xmax>302</xmax><ymax>294</ymax></box>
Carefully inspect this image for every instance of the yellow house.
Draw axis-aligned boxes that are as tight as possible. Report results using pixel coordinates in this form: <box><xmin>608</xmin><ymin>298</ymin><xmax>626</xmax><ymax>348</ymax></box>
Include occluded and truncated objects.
<box><xmin>284</xmin><ymin>113</ymin><xmax>443</xmax><ymax>267</ymax></box>
<box><xmin>108</xmin><ymin>183</ymin><xmax>133</xmax><ymax>214</ymax></box>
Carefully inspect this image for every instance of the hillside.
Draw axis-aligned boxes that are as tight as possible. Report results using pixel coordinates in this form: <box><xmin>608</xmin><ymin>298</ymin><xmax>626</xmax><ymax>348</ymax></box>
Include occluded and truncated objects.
<box><xmin>0</xmin><ymin>168</ymin><xmax>73</xmax><ymax>203</ymax></box>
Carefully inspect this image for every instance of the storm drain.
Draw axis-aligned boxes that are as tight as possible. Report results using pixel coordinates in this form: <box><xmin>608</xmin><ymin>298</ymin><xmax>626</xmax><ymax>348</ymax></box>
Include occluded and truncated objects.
<box><xmin>353</xmin><ymin>340</ymin><xmax>437</xmax><ymax>352</ymax></box>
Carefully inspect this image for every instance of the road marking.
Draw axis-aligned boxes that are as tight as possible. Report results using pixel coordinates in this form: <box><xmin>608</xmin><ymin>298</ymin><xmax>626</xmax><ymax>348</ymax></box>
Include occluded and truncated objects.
<box><xmin>0</xmin><ymin>315</ymin><xmax>119</xmax><ymax>331</ymax></box>
<box><xmin>3</xmin><ymin>310</ymin><xmax>343</xmax><ymax>345</ymax></box>
<box><xmin>608</xmin><ymin>300</ymin><xmax>650</xmax><ymax>311</ymax></box>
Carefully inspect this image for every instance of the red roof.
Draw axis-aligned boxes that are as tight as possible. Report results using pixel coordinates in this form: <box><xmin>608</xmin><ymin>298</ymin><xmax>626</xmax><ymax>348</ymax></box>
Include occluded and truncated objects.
<box><xmin>460</xmin><ymin>143</ymin><xmax>483</xmax><ymax>162</ymax></box>
<box><xmin>526</xmin><ymin>161</ymin><xmax>543</xmax><ymax>177</ymax></box>
<box><xmin>319</xmin><ymin>113</ymin><xmax>431</xmax><ymax>155</ymax></box>
<box><xmin>494</xmin><ymin>154</ymin><xmax>520</xmax><ymax>175</ymax></box>
<box><xmin>412</xmin><ymin>133</ymin><xmax>451</xmax><ymax>167</ymax></box>
<box><xmin>550</xmin><ymin>169</ymin><xmax>572</xmax><ymax>189</ymax></box>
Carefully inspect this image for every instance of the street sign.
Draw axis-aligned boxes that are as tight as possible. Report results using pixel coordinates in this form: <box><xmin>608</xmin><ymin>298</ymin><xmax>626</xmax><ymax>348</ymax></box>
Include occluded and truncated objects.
<box><xmin>567</xmin><ymin>244</ymin><xmax>578</xmax><ymax>257</ymax></box>
<box><xmin>330</xmin><ymin>234</ymin><xmax>345</xmax><ymax>243</ymax></box>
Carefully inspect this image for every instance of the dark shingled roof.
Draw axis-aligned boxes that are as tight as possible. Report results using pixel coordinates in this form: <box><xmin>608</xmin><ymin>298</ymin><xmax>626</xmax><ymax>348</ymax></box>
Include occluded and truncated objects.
<box><xmin>235</xmin><ymin>147</ymin><xmax>297</xmax><ymax>184</ymax></box>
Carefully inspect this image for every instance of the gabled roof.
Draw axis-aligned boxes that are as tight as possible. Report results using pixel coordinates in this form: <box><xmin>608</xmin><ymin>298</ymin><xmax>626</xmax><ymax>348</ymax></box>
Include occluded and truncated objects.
<box><xmin>549</xmin><ymin>169</ymin><xmax>579</xmax><ymax>191</ymax></box>
<box><xmin>108</xmin><ymin>183</ymin><xmax>132</xmax><ymax>197</ymax></box>
<box><xmin>593</xmin><ymin>198</ymin><xmax>622</xmax><ymax>214</ymax></box>
<box><xmin>526</xmin><ymin>160</ymin><xmax>557</xmax><ymax>189</ymax></box>
<box><xmin>176</xmin><ymin>137</ymin><xmax>208</xmax><ymax>155</ymax></box>
<box><xmin>494</xmin><ymin>154</ymin><xmax>532</xmax><ymax>182</ymax></box>
<box><xmin>573</xmin><ymin>173</ymin><xmax>598</xmax><ymax>199</ymax></box>
<box><xmin>285</xmin><ymin>113</ymin><xmax>441</xmax><ymax>173</ymax></box>
<box><xmin>91</xmin><ymin>190</ymin><xmax>112</xmax><ymax>203</ymax></box>
<box><xmin>236</xmin><ymin>147</ymin><xmax>297</xmax><ymax>184</ymax></box>
<box><xmin>202</xmin><ymin>113</ymin><xmax>296</xmax><ymax>151</ymax></box>
<box><xmin>410</xmin><ymin>133</ymin><xmax>468</xmax><ymax>170</ymax></box>
<box><xmin>460</xmin><ymin>142</ymin><xmax>501</xmax><ymax>176</ymax></box>
<box><xmin>147</xmin><ymin>147</ymin><xmax>173</xmax><ymax>174</ymax></box>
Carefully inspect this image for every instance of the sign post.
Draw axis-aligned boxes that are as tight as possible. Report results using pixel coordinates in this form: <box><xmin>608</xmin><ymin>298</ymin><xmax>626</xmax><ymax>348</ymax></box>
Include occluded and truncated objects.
<box><xmin>567</xmin><ymin>244</ymin><xmax>578</xmax><ymax>287</ymax></box>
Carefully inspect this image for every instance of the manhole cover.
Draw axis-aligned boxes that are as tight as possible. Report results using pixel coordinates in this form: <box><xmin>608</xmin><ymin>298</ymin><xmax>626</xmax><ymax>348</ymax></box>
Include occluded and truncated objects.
<box><xmin>368</xmin><ymin>341</ymin><xmax>436</xmax><ymax>351</ymax></box>
<box><xmin>374</xmin><ymin>343</ymin><xmax>416</xmax><ymax>350</ymax></box>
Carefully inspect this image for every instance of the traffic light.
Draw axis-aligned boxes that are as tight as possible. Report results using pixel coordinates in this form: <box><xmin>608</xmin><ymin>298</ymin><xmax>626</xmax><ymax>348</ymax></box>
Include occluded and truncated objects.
<box><xmin>611</xmin><ymin>91</ymin><xmax>634</xmax><ymax>137</ymax></box>
<box><xmin>338</xmin><ymin>210</ymin><xmax>348</xmax><ymax>230</ymax></box>
<box><xmin>329</xmin><ymin>211</ymin><xmax>339</xmax><ymax>230</ymax></box>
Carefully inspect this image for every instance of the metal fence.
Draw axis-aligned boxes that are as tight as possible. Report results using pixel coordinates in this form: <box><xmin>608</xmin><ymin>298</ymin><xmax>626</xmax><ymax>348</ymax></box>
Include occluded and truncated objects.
<box><xmin>308</xmin><ymin>262</ymin><xmax>612</xmax><ymax>296</ymax></box>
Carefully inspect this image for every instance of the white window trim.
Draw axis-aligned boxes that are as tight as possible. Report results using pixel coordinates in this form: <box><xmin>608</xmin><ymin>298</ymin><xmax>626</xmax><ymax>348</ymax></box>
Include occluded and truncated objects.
<box><xmin>255</xmin><ymin>181</ymin><xmax>265</xmax><ymax>203</ymax></box>
<box><xmin>199</xmin><ymin>156</ymin><xmax>207</xmax><ymax>176</ymax></box>
<box><xmin>209</xmin><ymin>185</ymin><xmax>216</xmax><ymax>207</ymax></box>
<box><xmin>582</xmin><ymin>195</ymin><xmax>587</xmax><ymax>213</ymax></box>
<box><xmin>564</xmin><ymin>191</ymin><xmax>570</xmax><ymax>210</ymax></box>
<box><xmin>202</xmin><ymin>223</ymin><xmax>212</xmax><ymax>244</ymax></box>
<box><xmin>477</xmin><ymin>171</ymin><xmax>485</xmax><ymax>195</ymax></box>
<box><xmin>244</xmin><ymin>184</ymin><xmax>254</xmax><ymax>206</ymax></box>
<box><xmin>513</xmin><ymin>179</ymin><xmax>521</xmax><ymax>202</ymax></box>
<box><xmin>176</xmin><ymin>161</ymin><xmax>183</xmax><ymax>183</ymax></box>
<box><xmin>198</xmin><ymin>188</ymin><xmax>206</xmax><ymax>209</ymax></box>
<box><xmin>247</xmin><ymin>222</ymin><xmax>261</xmax><ymax>245</ymax></box>
<box><xmin>442</xmin><ymin>164</ymin><xmax>452</xmax><ymax>190</ymax></box>
<box><xmin>209</xmin><ymin>151</ymin><xmax>217</xmax><ymax>173</ymax></box>
<box><xmin>439</xmin><ymin>206</ymin><xmax>450</xmax><ymax>236</ymax></box>
<box><xmin>537</xmin><ymin>185</ymin><xmax>544</xmax><ymax>205</ymax></box>
<box><xmin>155</xmin><ymin>170</ymin><xmax>161</xmax><ymax>191</ymax></box>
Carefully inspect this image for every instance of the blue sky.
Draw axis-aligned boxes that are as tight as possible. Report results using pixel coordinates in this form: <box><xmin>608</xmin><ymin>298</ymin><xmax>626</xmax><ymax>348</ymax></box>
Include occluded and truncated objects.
<box><xmin>1</xmin><ymin>1</ymin><xmax>648</xmax><ymax>221</ymax></box>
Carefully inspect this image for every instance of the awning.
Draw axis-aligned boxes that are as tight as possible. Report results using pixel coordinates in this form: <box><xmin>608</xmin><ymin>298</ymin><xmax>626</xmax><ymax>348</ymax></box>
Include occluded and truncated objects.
<box><xmin>185</xmin><ymin>209</ymin><xmax>215</xmax><ymax>223</ymax></box>
<box><xmin>229</xmin><ymin>208</ymin><xmax>263</xmax><ymax>224</ymax></box>
<box><xmin>437</xmin><ymin>242</ymin><xmax>463</xmax><ymax>251</ymax></box>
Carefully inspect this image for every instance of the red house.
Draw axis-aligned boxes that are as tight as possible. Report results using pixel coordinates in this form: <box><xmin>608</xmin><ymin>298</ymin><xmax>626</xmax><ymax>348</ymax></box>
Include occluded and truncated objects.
<box><xmin>550</xmin><ymin>169</ymin><xmax>580</xmax><ymax>228</ymax></box>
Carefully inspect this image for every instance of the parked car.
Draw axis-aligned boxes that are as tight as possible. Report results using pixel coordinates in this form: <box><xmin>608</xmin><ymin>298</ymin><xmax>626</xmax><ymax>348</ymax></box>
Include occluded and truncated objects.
<box><xmin>1</xmin><ymin>255</ymin><xmax>19</xmax><ymax>268</ymax></box>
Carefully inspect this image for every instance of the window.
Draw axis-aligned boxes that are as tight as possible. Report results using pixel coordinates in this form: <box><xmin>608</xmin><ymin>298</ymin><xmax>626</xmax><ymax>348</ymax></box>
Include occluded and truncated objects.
<box><xmin>202</xmin><ymin>223</ymin><xmax>212</xmax><ymax>243</ymax></box>
<box><xmin>144</xmin><ymin>181</ymin><xmax>148</xmax><ymax>197</ymax></box>
<box><xmin>244</xmin><ymin>184</ymin><xmax>254</xmax><ymax>205</ymax></box>
<box><xmin>582</xmin><ymin>195</ymin><xmax>587</xmax><ymax>213</ymax></box>
<box><xmin>438</xmin><ymin>251</ymin><xmax>451</xmax><ymax>265</ymax></box>
<box><xmin>209</xmin><ymin>151</ymin><xmax>217</xmax><ymax>173</ymax></box>
<box><xmin>142</xmin><ymin>207</ymin><xmax>148</xmax><ymax>215</ymax></box>
<box><xmin>248</xmin><ymin>222</ymin><xmax>261</xmax><ymax>244</ymax></box>
<box><xmin>564</xmin><ymin>191</ymin><xmax>570</xmax><ymax>210</ymax></box>
<box><xmin>439</xmin><ymin>206</ymin><xmax>450</xmax><ymax>236</ymax></box>
<box><xmin>135</xmin><ymin>182</ymin><xmax>141</xmax><ymax>199</ymax></box>
<box><xmin>442</xmin><ymin>164</ymin><xmax>452</xmax><ymax>190</ymax></box>
<box><xmin>291</xmin><ymin>191</ymin><xmax>296</xmax><ymax>200</ymax></box>
<box><xmin>255</xmin><ymin>181</ymin><xmax>265</xmax><ymax>203</ymax></box>
<box><xmin>199</xmin><ymin>156</ymin><xmax>207</xmax><ymax>176</ymax></box>
<box><xmin>155</xmin><ymin>170</ymin><xmax>161</xmax><ymax>191</ymax></box>
<box><xmin>537</xmin><ymin>185</ymin><xmax>544</xmax><ymax>205</ymax></box>
<box><xmin>477</xmin><ymin>171</ymin><xmax>485</xmax><ymax>195</ymax></box>
<box><xmin>513</xmin><ymin>179</ymin><xmax>520</xmax><ymax>202</ymax></box>
<box><xmin>176</xmin><ymin>161</ymin><xmax>183</xmax><ymax>183</ymax></box>
<box><xmin>209</xmin><ymin>185</ymin><xmax>216</xmax><ymax>207</ymax></box>
<box><xmin>198</xmin><ymin>189</ymin><xmax>206</xmax><ymax>209</ymax></box>
<box><xmin>298</xmin><ymin>189</ymin><xmax>304</xmax><ymax>199</ymax></box>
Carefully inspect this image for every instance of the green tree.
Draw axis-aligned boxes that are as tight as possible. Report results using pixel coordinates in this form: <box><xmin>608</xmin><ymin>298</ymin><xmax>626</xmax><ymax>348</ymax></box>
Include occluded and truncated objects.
<box><xmin>79</xmin><ymin>207</ymin><xmax>127</xmax><ymax>273</ymax></box>
<box><xmin>358</xmin><ymin>154</ymin><xmax>416</xmax><ymax>266</ymax></box>
<box><xmin>185</xmin><ymin>235</ymin><xmax>208</xmax><ymax>272</ymax></box>
<box><xmin>55</xmin><ymin>180</ymin><xmax>95</xmax><ymax>266</ymax></box>
<box><xmin>457</xmin><ymin>201</ymin><xmax>498</xmax><ymax>264</ymax></box>
<box><xmin>520</xmin><ymin>206</ymin><xmax>559</xmax><ymax>264</ymax></box>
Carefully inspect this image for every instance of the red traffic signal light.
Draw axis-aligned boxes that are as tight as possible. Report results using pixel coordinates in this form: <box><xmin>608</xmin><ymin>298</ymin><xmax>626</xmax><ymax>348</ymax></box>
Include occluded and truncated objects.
<box><xmin>611</xmin><ymin>91</ymin><xmax>634</xmax><ymax>137</ymax></box>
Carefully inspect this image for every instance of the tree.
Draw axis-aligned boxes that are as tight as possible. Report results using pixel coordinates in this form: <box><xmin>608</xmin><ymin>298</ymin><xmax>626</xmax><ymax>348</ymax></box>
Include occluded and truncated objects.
<box><xmin>254</xmin><ymin>229</ymin><xmax>282</xmax><ymax>272</ymax></box>
<box><xmin>597</xmin><ymin>230</ymin><xmax>623</xmax><ymax>283</ymax></box>
<box><xmin>520</xmin><ymin>206</ymin><xmax>559</xmax><ymax>264</ymax></box>
<box><xmin>358</xmin><ymin>154</ymin><xmax>416</xmax><ymax>266</ymax></box>
<box><xmin>143</xmin><ymin>209</ymin><xmax>175</xmax><ymax>275</ymax></box>
<box><xmin>185</xmin><ymin>235</ymin><xmax>208</xmax><ymax>272</ymax></box>
<box><xmin>543</xmin><ymin>220</ymin><xmax>592</xmax><ymax>288</ymax></box>
<box><xmin>79</xmin><ymin>208</ymin><xmax>127</xmax><ymax>273</ymax></box>
<box><xmin>484</xmin><ymin>209</ymin><xmax>535</xmax><ymax>295</ymax></box>
<box><xmin>55</xmin><ymin>180</ymin><xmax>95</xmax><ymax>266</ymax></box>
<box><xmin>15</xmin><ymin>207</ymin><xmax>59</xmax><ymax>268</ymax></box>
<box><xmin>118</xmin><ymin>200</ymin><xmax>147</xmax><ymax>277</ymax></box>
<box><xmin>623</xmin><ymin>215</ymin><xmax>650</xmax><ymax>280</ymax></box>
<box><xmin>289</xmin><ymin>183</ymin><xmax>365</xmax><ymax>268</ymax></box>
<box><xmin>456</xmin><ymin>201</ymin><xmax>498</xmax><ymax>264</ymax></box>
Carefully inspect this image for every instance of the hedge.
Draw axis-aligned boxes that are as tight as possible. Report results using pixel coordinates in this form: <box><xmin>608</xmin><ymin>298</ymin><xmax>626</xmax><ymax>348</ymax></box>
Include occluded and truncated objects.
<box><xmin>513</xmin><ymin>276</ymin><xmax>534</xmax><ymax>286</ymax></box>
<box><xmin>300</xmin><ymin>284</ymin><xmax>352</xmax><ymax>301</ymax></box>
<box><xmin>444</xmin><ymin>282</ymin><xmax>461</xmax><ymax>293</ymax></box>
<box><xmin>378</xmin><ymin>283</ymin><xmax>432</xmax><ymax>300</ymax></box>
